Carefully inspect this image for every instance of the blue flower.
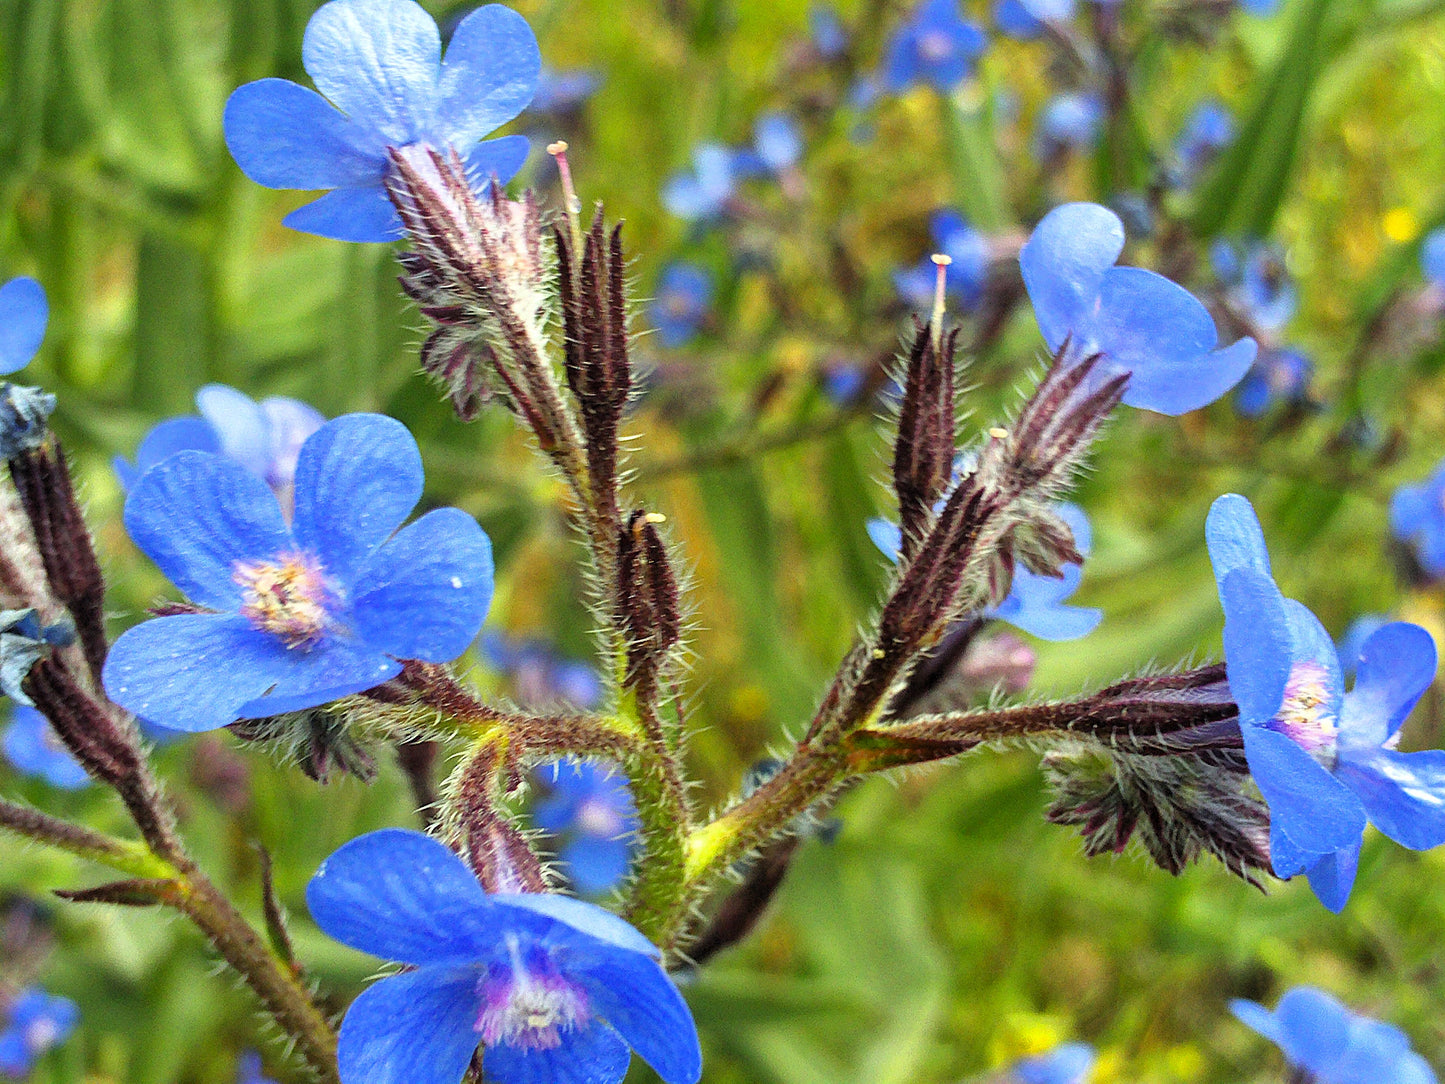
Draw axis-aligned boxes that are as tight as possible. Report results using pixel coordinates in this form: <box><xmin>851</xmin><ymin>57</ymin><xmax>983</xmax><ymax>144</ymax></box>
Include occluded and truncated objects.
<box><xmin>1391</xmin><ymin>458</ymin><xmax>1445</xmax><ymax>579</ymax></box>
<box><xmin>237</xmin><ymin>1050</ymin><xmax>278</xmax><ymax>1084</ymax></box>
<box><xmin>1035</xmin><ymin>92</ymin><xmax>1104</xmax><ymax>157</ymax></box>
<box><xmin>994</xmin><ymin>0</ymin><xmax>1076</xmax><ymax>40</ymax></box>
<box><xmin>661</xmin><ymin>144</ymin><xmax>738</xmax><ymax>222</ymax></box>
<box><xmin>115</xmin><ymin>385</ymin><xmax>326</xmax><ymax>506</ymax></box>
<box><xmin>1019</xmin><ymin>202</ymin><xmax>1256</xmax><ymax>415</ymax></box>
<box><xmin>307</xmin><ymin>828</ymin><xmax>702</xmax><ymax>1084</ymax></box>
<box><xmin>0</xmin><ymin>278</ymin><xmax>47</xmax><ymax>377</ymax></box>
<box><xmin>894</xmin><ymin>210</ymin><xmax>990</xmax><ymax>311</ymax></box>
<box><xmin>882</xmin><ymin>0</ymin><xmax>987</xmax><ymax>93</ymax></box>
<box><xmin>648</xmin><ymin>263</ymin><xmax>714</xmax><ymax>349</ymax></box>
<box><xmin>1207</xmin><ymin>494</ymin><xmax>1445</xmax><ymax>911</ymax></box>
<box><xmin>1173</xmin><ymin>101</ymin><xmax>1234</xmax><ymax>186</ymax></box>
<box><xmin>1213</xmin><ymin>239</ymin><xmax>1297</xmax><ymax>332</ymax></box>
<box><xmin>869</xmin><ymin>503</ymin><xmax>1101</xmax><ymax>641</ymax></box>
<box><xmin>747</xmin><ymin>113</ymin><xmax>804</xmax><ymax>175</ymax></box>
<box><xmin>0</xmin><ymin>989</ymin><xmax>78</xmax><ymax>1077</ymax></box>
<box><xmin>1009</xmin><ymin>1041</ymin><xmax>1096</xmax><ymax>1084</ymax></box>
<box><xmin>1237</xmin><ymin>0</ymin><xmax>1282</xmax><ymax>15</ymax></box>
<box><xmin>223</xmin><ymin>0</ymin><xmax>539</xmax><ymax>243</ymax></box>
<box><xmin>1232</xmin><ymin>987</ymin><xmax>1438</xmax><ymax>1084</ymax></box>
<box><xmin>3</xmin><ymin>706</ymin><xmax>89</xmax><ymax>790</ymax></box>
<box><xmin>809</xmin><ymin>4</ymin><xmax>849</xmax><ymax>59</ymax></box>
<box><xmin>1421</xmin><ymin>227</ymin><xmax>1445</xmax><ymax>290</ymax></box>
<box><xmin>534</xmin><ymin>760</ymin><xmax>639</xmax><ymax>894</ymax></box>
<box><xmin>101</xmin><ymin>414</ymin><xmax>494</xmax><ymax>733</ymax></box>
<box><xmin>528</xmin><ymin>66</ymin><xmax>600</xmax><ymax>115</ymax></box>
<box><xmin>483</xmin><ymin>633</ymin><xmax>603</xmax><ymax>711</ymax></box>
<box><xmin>1233</xmin><ymin>347</ymin><xmax>1312</xmax><ymax>417</ymax></box>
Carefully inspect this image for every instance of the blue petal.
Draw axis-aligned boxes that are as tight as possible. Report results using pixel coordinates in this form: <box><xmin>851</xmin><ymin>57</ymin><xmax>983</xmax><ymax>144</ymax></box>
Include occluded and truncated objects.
<box><xmin>458</xmin><ymin>135</ymin><xmax>532</xmax><ymax>189</ymax></box>
<box><xmin>561</xmin><ymin>837</ymin><xmax>632</xmax><ymax>895</ymax></box>
<box><xmin>259</xmin><ymin>396</ymin><xmax>327</xmax><ymax>489</ymax></box>
<box><xmin>482</xmin><ymin>1021</ymin><xmax>631</xmax><ymax>1084</ymax></box>
<box><xmin>1206</xmin><ymin>494</ymin><xmax>1272</xmax><ymax>588</ymax></box>
<box><xmin>1269</xmin><ymin>819</ymin><xmax>1311</xmax><ymax>878</ymax></box>
<box><xmin>489</xmin><ymin>894</ymin><xmax>660</xmax><ymax>959</ymax></box>
<box><xmin>302</xmin><ymin>0</ymin><xmax>441</xmax><ymax>146</ymax></box>
<box><xmin>1337</xmin><ymin>749</ymin><xmax>1445</xmax><ymax>851</ymax></box>
<box><xmin>1304</xmin><ymin>843</ymin><xmax>1359</xmax><ymax>913</ymax></box>
<box><xmin>1390</xmin><ymin>482</ymin><xmax>1432</xmax><ymax>540</ymax></box>
<box><xmin>233</xmin><ymin>634</ymin><xmax>400</xmax><ymax>717</ymax></box>
<box><xmin>1273</xmin><ymin>987</ymin><xmax>1353</xmax><ymax>1072</ymax></box>
<box><xmin>1056</xmin><ymin>502</ymin><xmax>1092</xmax><ymax>555</ymax></box>
<box><xmin>103</xmin><ymin>614</ymin><xmax>305</xmax><ymax>732</ymax></box>
<box><xmin>1218</xmin><ymin>569</ymin><xmax>1290</xmax><ymax>725</ymax></box>
<box><xmin>0</xmin><ymin>277</ymin><xmax>47</xmax><ymax>375</ymax></box>
<box><xmin>576</xmin><ymin>951</ymin><xmax>702</xmax><ymax>1084</ymax></box>
<box><xmin>1013</xmin><ymin>1042</ymin><xmax>1095</xmax><ymax>1084</ymax></box>
<box><xmin>1019</xmin><ymin>203</ymin><xmax>1124</xmax><ymax>351</ymax></box>
<box><xmin>350</xmin><ymin>507</ymin><xmax>493</xmax><ymax>662</ymax></box>
<box><xmin>222</xmin><ymin>79</ymin><xmax>385</xmax><ymax>190</ymax></box>
<box><xmin>1242</xmin><ymin>724</ymin><xmax>1365</xmax><ymax>861</ymax></box>
<box><xmin>3</xmin><ymin>707</ymin><xmax>89</xmax><ymax>789</ymax></box>
<box><xmin>337</xmin><ymin>967</ymin><xmax>481</xmax><ymax>1084</ymax></box>
<box><xmin>435</xmin><ymin>5</ymin><xmax>540</xmax><ymax>143</ymax></box>
<box><xmin>999</xmin><ymin>598</ymin><xmax>1101</xmax><ymax>641</ymax></box>
<box><xmin>1282</xmin><ymin>599</ymin><xmax>1343</xmax><ymax>706</ymax></box>
<box><xmin>282</xmin><ymin>184</ymin><xmax>402</xmax><ymax>242</ymax></box>
<box><xmin>123</xmin><ymin>451</ymin><xmax>291</xmax><ymax>611</ymax></box>
<box><xmin>292</xmin><ymin>414</ymin><xmax>424</xmax><ymax>587</ymax></box>
<box><xmin>867</xmin><ymin>518</ymin><xmax>902</xmax><ymax>563</ymax></box>
<box><xmin>1123</xmin><ymin>337</ymin><xmax>1257</xmax><ymax>416</ymax></box>
<box><xmin>308</xmin><ymin>829</ymin><xmax>495</xmax><ymax>965</ymax></box>
<box><xmin>196</xmin><ymin>384</ymin><xmax>271</xmax><ymax>477</ymax></box>
<box><xmin>116</xmin><ymin>416</ymin><xmax>220</xmax><ymax>491</ymax></box>
<box><xmin>1340</xmin><ymin>622</ymin><xmax>1436</xmax><ymax>749</ymax></box>
<box><xmin>1230</xmin><ymin>998</ymin><xmax>1283</xmax><ymax>1046</ymax></box>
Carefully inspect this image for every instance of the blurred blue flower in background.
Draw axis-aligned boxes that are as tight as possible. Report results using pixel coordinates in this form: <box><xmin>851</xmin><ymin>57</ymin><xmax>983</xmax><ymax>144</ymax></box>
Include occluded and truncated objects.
<box><xmin>738</xmin><ymin>113</ymin><xmax>804</xmax><ymax>176</ymax></box>
<box><xmin>1213</xmin><ymin>239</ymin><xmax>1297</xmax><ymax>333</ymax></box>
<box><xmin>1421</xmin><ymin>226</ymin><xmax>1445</xmax><ymax>289</ymax></box>
<box><xmin>103</xmin><ymin>415</ymin><xmax>494</xmax><ymax>732</ymax></box>
<box><xmin>809</xmin><ymin>4</ymin><xmax>849</xmax><ymax>59</ymax></box>
<box><xmin>1020</xmin><ymin>202</ymin><xmax>1256</xmax><ymax>414</ymax></box>
<box><xmin>528</xmin><ymin>66</ymin><xmax>600</xmax><ymax>115</ymax></box>
<box><xmin>1232</xmin><ymin>987</ymin><xmax>1438</xmax><ymax>1084</ymax></box>
<box><xmin>1207</xmin><ymin>494</ymin><xmax>1445</xmax><ymax>911</ymax></box>
<box><xmin>662</xmin><ymin>144</ymin><xmax>738</xmax><ymax>222</ymax></box>
<box><xmin>1172</xmin><ymin>101</ymin><xmax>1234</xmax><ymax>187</ymax></box>
<box><xmin>223</xmin><ymin>0</ymin><xmax>539</xmax><ymax>242</ymax></box>
<box><xmin>307</xmin><ymin>828</ymin><xmax>702</xmax><ymax>1084</ymax></box>
<box><xmin>534</xmin><ymin>760</ymin><xmax>638</xmax><ymax>894</ymax></box>
<box><xmin>894</xmin><ymin>210</ymin><xmax>990</xmax><ymax>310</ymax></box>
<box><xmin>483</xmin><ymin>632</ymin><xmax>603</xmax><ymax>710</ymax></box>
<box><xmin>1009</xmin><ymin>1041</ymin><xmax>1095</xmax><ymax>1084</ymax></box>
<box><xmin>1237</xmin><ymin>0</ymin><xmax>1283</xmax><ymax>15</ymax></box>
<box><xmin>0</xmin><ymin>989</ymin><xmax>78</xmax><ymax>1076</ymax></box>
<box><xmin>648</xmin><ymin>263</ymin><xmax>714</xmax><ymax>348</ymax></box>
<box><xmin>237</xmin><ymin>1050</ymin><xmax>278</xmax><ymax>1084</ymax></box>
<box><xmin>994</xmin><ymin>0</ymin><xmax>1076</xmax><ymax>40</ymax></box>
<box><xmin>1336</xmin><ymin>614</ymin><xmax>1389</xmax><ymax>679</ymax></box>
<box><xmin>882</xmin><ymin>0</ymin><xmax>987</xmax><ymax>92</ymax></box>
<box><xmin>1391</xmin><ymin>458</ymin><xmax>1445</xmax><ymax>579</ymax></box>
<box><xmin>0</xmin><ymin>277</ymin><xmax>47</xmax><ymax>376</ymax></box>
<box><xmin>3</xmin><ymin>706</ymin><xmax>89</xmax><ymax>789</ymax></box>
<box><xmin>1035</xmin><ymin>92</ymin><xmax>1104</xmax><ymax>157</ymax></box>
<box><xmin>1233</xmin><ymin>347</ymin><xmax>1312</xmax><ymax>417</ymax></box>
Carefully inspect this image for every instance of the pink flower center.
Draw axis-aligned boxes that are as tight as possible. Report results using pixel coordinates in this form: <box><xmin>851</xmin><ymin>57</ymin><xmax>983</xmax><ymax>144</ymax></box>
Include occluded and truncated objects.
<box><xmin>234</xmin><ymin>552</ymin><xmax>334</xmax><ymax>648</ymax></box>
<box><xmin>476</xmin><ymin>943</ymin><xmax>591</xmax><ymax>1052</ymax></box>
<box><xmin>1271</xmin><ymin>661</ymin><xmax>1338</xmax><ymax>766</ymax></box>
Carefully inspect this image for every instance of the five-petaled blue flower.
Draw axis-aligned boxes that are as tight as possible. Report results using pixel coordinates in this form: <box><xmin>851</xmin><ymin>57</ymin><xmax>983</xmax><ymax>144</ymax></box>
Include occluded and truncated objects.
<box><xmin>1391</xmin><ymin>457</ymin><xmax>1445</xmax><ymax>580</ymax></box>
<box><xmin>648</xmin><ymin>263</ymin><xmax>714</xmax><ymax>348</ymax></box>
<box><xmin>483</xmin><ymin>633</ymin><xmax>603</xmax><ymax>711</ymax></box>
<box><xmin>894</xmin><ymin>211</ymin><xmax>990</xmax><ymax>311</ymax></box>
<box><xmin>883</xmin><ymin>0</ymin><xmax>987</xmax><ymax>92</ymax></box>
<box><xmin>3</xmin><ymin>706</ymin><xmax>89</xmax><ymax>790</ymax></box>
<box><xmin>1020</xmin><ymin>202</ymin><xmax>1257</xmax><ymax>415</ymax></box>
<box><xmin>1035</xmin><ymin>92</ymin><xmax>1104</xmax><ymax>158</ymax></box>
<box><xmin>1207</xmin><ymin>493</ymin><xmax>1445</xmax><ymax>911</ymax></box>
<box><xmin>870</xmin><ymin>502</ymin><xmax>1101</xmax><ymax>641</ymax></box>
<box><xmin>115</xmin><ymin>384</ymin><xmax>325</xmax><ymax>509</ymax></box>
<box><xmin>0</xmin><ymin>277</ymin><xmax>47</xmax><ymax>377</ymax></box>
<box><xmin>223</xmin><ymin>0</ymin><xmax>539</xmax><ymax>242</ymax></box>
<box><xmin>1009</xmin><ymin>1041</ymin><xmax>1096</xmax><ymax>1084</ymax></box>
<box><xmin>307</xmin><ymin>828</ymin><xmax>702</xmax><ymax>1084</ymax></box>
<box><xmin>0</xmin><ymin>988</ymin><xmax>78</xmax><ymax>1077</ymax></box>
<box><xmin>1233</xmin><ymin>347</ymin><xmax>1312</xmax><ymax>418</ymax></box>
<box><xmin>1213</xmin><ymin>239</ymin><xmax>1297</xmax><ymax>333</ymax></box>
<box><xmin>1231</xmin><ymin>987</ymin><xmax>1437</xmax><ymax>1084</ymax></box>
<box><xmin>101</xmin><ymin>414</ymin><xmax>494</xmax><ymax>732</ymax></box>
<box><xmin>534</xmin><ymin>760</ymin><xmax>639</xmax><ymax>895</ymax></box>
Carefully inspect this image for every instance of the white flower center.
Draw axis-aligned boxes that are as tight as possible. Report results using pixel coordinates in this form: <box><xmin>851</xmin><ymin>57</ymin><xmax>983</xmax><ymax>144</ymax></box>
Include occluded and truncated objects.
<box><xmin>1271</xmin><ymin>661</ymin><xmax>1338</xmax><ymax>766</ymax></box>
<box><xmin>476</xmin><ymin>940</ymin><xmax>591</xmax><ymax>1052</ymax></box>
<box><xmin>234</xmin><ymin>552</ymin><xmax>334</xmax><ymax>648</ymax></box>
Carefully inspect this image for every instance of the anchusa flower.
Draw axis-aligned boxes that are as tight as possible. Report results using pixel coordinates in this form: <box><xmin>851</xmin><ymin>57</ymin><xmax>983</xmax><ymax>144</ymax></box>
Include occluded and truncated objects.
<box><xmin>648</xmin><ymin>263</ymin><xmax>714</xmax><ymax>348</ymax></box>
<box><xmin>533</xmin><ymin>760</ymin><xmax>639</xmax><ymax>894</ymax></box>
<box><xmin>0</xmin><ymin>989</ymin><xmax>78</xmax><ymax>1076</ymax></box>
<box><xmin>662</xmin><ymin>144</ymin><xmax>739</xmax><ymax>222</ymax></box>
<box><xmin>528</xmin><ymin>66</ymin><xmax>600</xmax><ymax>116</ymax></box>
<box><xmin>1232</xmin><ymin>987</ymin><xmax>1438</xmax><ymax>1084</ymax></box>
<box><xmin>307</xmin><ymin>828</ymin><xmax>702</xmax><ymax>1084</ymax></box>
<box><xmin>1172</xmin><ymin>101</ymin><xmax>1234</xmax><ymax>188</ymax></box>
<box><xmin>1008</xmin><ymin>1041</ymin><xmax>1096</xmax><ymax>1084</ymax></box>
<box><xmin>1391</xmin><ymin>457</ymin><xmax>1445</xmax><ymax>579</ymax></box>
<box><xmin>0</xmin><ymin>610</ymin><xmax>74</xmax><ymax>706</ymax></box>
<box><xmin>115</xmin><ymin>384</ymin><xmax>325</xmax><ymax>507</ymax></box>
<box><xmin>1207</xmin><ymin>493</ymin><xmax>1445</xmax><ymax>911</ymax></box>
<box><xmin>735</xmin><ymin>113</ymin><xmax>804</xmax><ymax>178</ymax></box>
<box><xmin>483</xmin><ymin>633</ymin><xmax>603</xmax><ymax>711</ymax></box>
<box><xmin>3</xmin><ymin>706</ymin><xmax>89</xmax><ymax>790</ymax></box>
<box><xmin>237</xmin><ymin>1050</ymin><xmax>278</xmax><ymax>1084</ymax></box>
<box><xmin>894</xmin><ymin>211</ymin><xmax>990</xmax><ymax>311</ymax></box>
<box><xmin>223</xmin><ymin>0</ymin><xmax>539</xmax><ymax>242</ymax></box>
<box><xmin>1035</xmin><ymin>92</ymin><xmax>1104</xmax><ymax>159</ymax></box>
<box><xmin>1019</xmin><ymin>202</ymin><xmax>1256</xmax><ymax>415</ymax></box>
<box><xmin>102</xmin><ymin>414</ymin><xmax>494</xmax><ymax>732</ymax></box>
<box><xmin>883</xmin><ymin>0</ymin><xmax>987</xmax><ymax>93</ymax></box>
<box><xmin>1233</xmin><ymin>347</ymin><xmax>1312</xmax><ymax>417</ymax></box>
<box><xmin>994</xmin><ymin>0</ymin><xmax>1077</xmax><ymax>41</ymax></box>
<box><xmin>1213</xmin><ymin>238</ymin><xmax>1297</xmax><ymax>333</ymax></box>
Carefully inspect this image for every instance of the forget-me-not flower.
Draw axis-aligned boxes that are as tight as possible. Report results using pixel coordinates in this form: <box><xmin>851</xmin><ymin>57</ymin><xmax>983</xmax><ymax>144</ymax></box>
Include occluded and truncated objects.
<box><xmin>895</xmin><ymin>211</ymin><xmax>990</xmax><ymax>311</ymax></box>
<box><xmin>3</xmin><ymin>706</ymin><xmax>89</xmax><ymax>790</ymax></box>
<box><xmin>1207</xmin><ymin>494</ymin><xmax>1445</xmax><ymax>910</ymax></box>
<box><xmin>1231</xmin><ymin>987</ymin><xmax>1438</xmax><ymax>1084</ymax></box>
<box><xmin>1009</xmin><ymin>1041</ymin><xmax>1095</xmax><ymax>1084</ymax></box>
<box><xmin>882</xmin><ymin>0</ymin><xmax>987</xmax><ymax>93</ymax></box>
<box><xmin>1233</xmin><ymin>347</ymin><xmax>1311</xmax><ymax>417</ymax></box>
<box><xmin>534</xmin><ymin>760</ymin><xmax>639</xmax><ymax>894</ymax></box>
<box><xmin>0</xmin><ymin>278</ymin><xmax>47</xmax><ymax>377</ymax></box>
<box><xmin>307</xmin><ymin>828</ymin><xmax>702</xmax><ymax>1084</ymax></box>
<box><xmin>648</xmin><ymin>263</ymin><xmax>714</xmax><ymax>348</ymax></box>
<box><xmin>0</xmin><ymin>989</ymin><xmax>78</xmax><ymax>1076</ymax></box>
<box><xmin>1391</xmin><ymin>458</ymin><xmax>1445</xmax><ymax>580</ymax></box>
<box><xmin>1019</xmin><ymin>202</ymin><xmax>1257</xmax><ymax>415</ymax></box>
<box><xmin>223</xmin><ymin>0</ymin><xmax>540</xmax><ymax>242</ymax></box>
<box><xmin>102</xmin><ymin>414</ymin><xmax>494</xmax><ymax>732</ymax></box>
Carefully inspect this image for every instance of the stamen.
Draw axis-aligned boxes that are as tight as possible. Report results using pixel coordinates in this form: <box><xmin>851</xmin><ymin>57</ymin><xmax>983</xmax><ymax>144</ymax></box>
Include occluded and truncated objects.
<box><xmin>233</xmin><ymin>552</ymin><xmax>334</xmax><ymax>648</ymax></box>
<box><xmin>476</xmin><ymin>942</ymin><xmax>591</xmax><ymax>1052</ymax></box>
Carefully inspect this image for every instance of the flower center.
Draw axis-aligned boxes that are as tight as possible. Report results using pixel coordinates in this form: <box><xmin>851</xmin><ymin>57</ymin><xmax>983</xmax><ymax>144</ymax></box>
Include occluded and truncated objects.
<box><xmin>919</xmin><ymin>29</ymin><xmax>955</xmax><ymax>62</ymax></box>
<box><xmin>1270</xmin><ymin>661</ymin><xmax>1338</xmax><ymax>765</ymax></box>
<box><xmin>575</xmin><ymin>795</ymin><xmax>625</xmax><ymax>839</ymax></box>
<box><xmin>24</xmin><ymin>1018</ymin><xmax>58</xmax><ymax>1053</ymax></box>
<box><xmin>476</xmin><ymin>944</ymin><xmax>591</xmax><ymax>1052</ymax></box>
<box><xmin>233</xmin><ymin>552</ymin><xmax>333</xmax><ymax>648</ymax></box>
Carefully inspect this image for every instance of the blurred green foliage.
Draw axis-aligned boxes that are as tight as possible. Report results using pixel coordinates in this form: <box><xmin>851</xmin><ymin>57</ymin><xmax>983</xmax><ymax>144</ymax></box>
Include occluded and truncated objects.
<box><xmin>4</xmin><ymin>0</ymin><xmax>1445</xmax><ymax>1080</ymax></box>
